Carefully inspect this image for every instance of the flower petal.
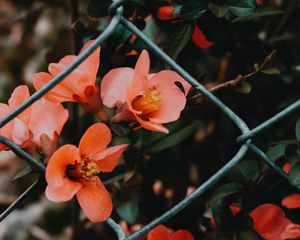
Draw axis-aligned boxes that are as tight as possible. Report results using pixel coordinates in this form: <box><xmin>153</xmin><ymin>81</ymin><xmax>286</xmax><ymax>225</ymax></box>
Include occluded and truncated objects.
<box><xmin>134</xmin><ymin>113</ymin><xmax>169</xmax><ymax>133</ymax></box>
<box><xmin>170</xmin><ymin>230</ymin><xmax>195</xmax><ymax>240</ymax></box>
<box><xmin>148</xmin><ymin>225</ymin><xmax>172</xmax><ymax>240</ymax></box>
<box><xmin>282</xmin><ymin>194</ymin><xmax>300</xmax><ymax>209</ymax></box>
<box><xmin>125</xmin><ymin>51</ymin><xmax>150</xmax><ymax>103</ymax></box>
<box><xmin>135</xmin><ymin>50</ymin><xmax>150</xmax><ymax>79</ymax></box>
<box><xmin>8</xmin><ymin>85</ymin><xmax>31</xmax><ymax>124</ymax></box>
<box><xmin>94</xmin><ymin>144</ymin><xmax>128</xmax><ymax>172</ymax></box>
<box><xmin>79</xmin><ymin>123</ymin><xmax>112</xmax><ymax>159</ymax></box>
<box><xmin>45</xmin><ymin>180</ymin><xmax>81</xmax><ymax>202</ymax></box>
<box><xmin>250</xmin><ymin>204</ymin><xmax>291</xmax><ymax>239</ymax></box>
<box><xmin>192</xmin><ymin>25</ymin><xmax>214</xmax><ymax>49</ymax></box>
<box><xmin>280</xmin><ymin>223</ymin><xmax>300</xmax><ymax>239</ymax></box>
<box><xmin>32</xmin><ymin>72</ymin><xmax>75</xmax><ymax>102</ymax></box>
<box><xmin>78</xmin><ymin>40</ymin><xmax>100</xmax><ymax>85</ymax></box>
<box><xmin>29</xmin><ymin>98</ymin><xmax>69</xmax><ymax>146</ymax></box>
<box><xmin>11</xmin><ymin>118</ymin><xmax>30</xmax><ymax>146</ymax></box>
<box><xmin>101</xmin><ymin>68</ymin><xmax>134</xmax><ymax>107</ymax></box>
<box><xmin>147</xmin><ymin>71</ymin><xmax>187</xmax><ymax>123</ymax></box>
<box><xmin>76</xmin><ymin>177</ymin><xmax>112</xmax><ymax>222</ymax></box>
<box><xmin>46</xmin><ymin>144</ymin><xmax>80</xmax><ymax>187</ymax></box>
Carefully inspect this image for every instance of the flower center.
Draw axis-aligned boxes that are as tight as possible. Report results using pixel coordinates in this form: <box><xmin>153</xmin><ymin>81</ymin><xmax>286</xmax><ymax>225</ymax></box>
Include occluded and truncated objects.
<box><xmin>131</xmin><ymin>86</ymin><xmax>161</xmax><ymax>118</ymax></box>
<box><xmin>67</xmin><ymin>157</ymin><xmax>100</xmax><ymax>181</ymax></box>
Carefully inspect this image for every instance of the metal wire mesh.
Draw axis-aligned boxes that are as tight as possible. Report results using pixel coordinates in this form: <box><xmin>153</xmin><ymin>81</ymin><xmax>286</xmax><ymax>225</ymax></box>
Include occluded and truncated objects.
<box><xmin>0</xmin><ymin>1</ymin><xmax>299</xmax><ymax>239</ymax></box>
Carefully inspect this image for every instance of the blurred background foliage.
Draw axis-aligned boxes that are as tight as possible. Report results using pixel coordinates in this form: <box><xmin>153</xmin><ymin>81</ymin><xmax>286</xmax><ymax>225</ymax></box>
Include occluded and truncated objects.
<box><xmin>0</xmin><ymin>0</ymin><xmax>299</xmax><ymax>239</ymax></box>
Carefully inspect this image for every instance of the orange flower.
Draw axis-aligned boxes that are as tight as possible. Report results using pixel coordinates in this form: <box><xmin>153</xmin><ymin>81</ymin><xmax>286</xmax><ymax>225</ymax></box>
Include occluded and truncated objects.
<box><xmin>0</xmin><ymin>85</ymin><xmax>68</xmax><ymax>153</ymax></box>
<box><xmin>45</xmin><ymin>123</ymin><xmax>128</xmax><ymax>222</ymax></box>
<box><xmin>32</xmin><ymin>41</ymin><xmax>102</xmax><ymax>114</ymax></box>
<box><xmin>29</xmin><ymin>97</ymin><xmax>69</xmax><ymax>156</ymax></box>
<box><xmin>0</xmin><ymin>86</ymin><xmax>31</xmax><ymax>149</ymax></box>
<box><xmin>148</xmin><ymin>225</ymin><xmax>194</xmax><ymax>240</ymax></box>
<box><xmin>101</xmin><ymin>50</ymin><xmax>191</xmax><ymax>134</ymax></box>
<box><xmin>157</xmin><ymin>6</ymin><xmax>179</xmax><ymax>21</ymax></box>
<box><xmin>192</xmin><ymin>25</ymin><xmax>214</xmax><ymax>49</ymax></box>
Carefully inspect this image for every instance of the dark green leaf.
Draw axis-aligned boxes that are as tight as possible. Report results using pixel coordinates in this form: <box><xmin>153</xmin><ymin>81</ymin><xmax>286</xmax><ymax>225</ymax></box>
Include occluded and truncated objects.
<box><xmin>230</xmin><ymin>159</ymin><xmax>260</xmax><ymax>182</ymax></box>
<box><xmin>296</xmin><ymin>118</ymin><xmax>300</xmax><ymax>141</ymax></box>
<box><xmin>111</xmin><ymin>24</ymin><xmax>132</xmax><ymax>43</ymax></box>
<box><xmin>164</xmin><ymin>24</ymin><xmax>193</xmax><ymax>60</ymax></box>
<box><xmin>110</xmin><ymin>124</ymin><xmax>130</xmax><ymax>137</ymax></box>
<box><xmin>208</xmin><ymin>3</ymin><xmax>230</xmax><ymax>18</ymax></box>
<box><xmin>197</xmin><ymin>11</ymin><xmax>231</xmax><ymax>42</ymax></box>
<box><xmin>87</xmin><ymin>0</ymin><xmax>112</xmax><ymax>18</ymax></box>
<box><xmin>147</xmin><ymin>121</ymin><xmax>199</xmax><ymax>154</ymax></box>
<box><xmin>210</xmin><ymin>182</ymin><xmax>244</xmax><ymax>207</ymax></box>
<box><xmin>227</xmin><ymin>0</ymin><xmax>256</xmax><ymax>17</ymax></box>
<box><xmin>116</xmin><ymin>197</ymin><xmax>138</xmax><ymax>224</ymax></box>
<box><xmin>180</xmin><ymin>0</ymin><xmax>209</xmax><ymax>20</ymax></box>
<box><xmin>288</xmin><ymin>160</ymin><xmax>300</xmax><ymax>185</ymax></box>
<box><xmin>285</xmin><ymin>145</ymin><xmax>300</xmax><ymax>163</ymax></box>
<box><xmin>233</xmin><ymin>7</ymin><xmax>283</xmax><ymax>22</ymax></box>
<box><xmin>13</xmin><ymin>165</ymin><xmax>32</xmax><ymax>181</ymax></box>
<box><xmin>237</xmin><ymin>228</ymin><xmax>263</xmax><ymax>240</ymax></box>
<box><xmin>267</xmin><ymin>144</ymin><xmax>287</xmax><ymax>161</ymax></box>
<box><xmin>211</xmin><ymin>199</ymin><xmax>234</xmax><ymax>228</ymax></box>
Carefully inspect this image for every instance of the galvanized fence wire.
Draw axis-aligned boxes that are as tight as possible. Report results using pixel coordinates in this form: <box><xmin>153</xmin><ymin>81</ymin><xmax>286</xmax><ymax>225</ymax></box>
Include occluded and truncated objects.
<box><xmin>0</xmin><ymin>1</ymin><xmax>299</xmax><ymax>239</ymax></box>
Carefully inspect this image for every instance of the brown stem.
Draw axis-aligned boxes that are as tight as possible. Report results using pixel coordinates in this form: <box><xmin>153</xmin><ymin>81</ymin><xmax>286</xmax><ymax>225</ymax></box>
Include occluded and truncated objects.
<box><xmin>188</xmin><ymin>70</ymin><xmax>258</xmax><ymax>102</ymax></box>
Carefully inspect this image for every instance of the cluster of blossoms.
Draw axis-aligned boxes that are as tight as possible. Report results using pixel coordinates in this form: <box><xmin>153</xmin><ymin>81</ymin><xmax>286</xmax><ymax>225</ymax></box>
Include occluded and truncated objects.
<box><xmin>1</xmin><ymin>38</ymin><xmax>299</xmax><ymax>239</ymax></box>
<box><xmin>0</xmin><ymin>40</ymin><xmax>190</xmax><ymax>223</ymax></box>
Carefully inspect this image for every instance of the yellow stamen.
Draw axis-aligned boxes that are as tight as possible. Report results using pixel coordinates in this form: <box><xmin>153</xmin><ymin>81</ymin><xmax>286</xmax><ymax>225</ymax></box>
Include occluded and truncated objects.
<box><xmin>131</xmin><ymin>86</ymin><xmax>161</xmax><ymax>118</ymax></box>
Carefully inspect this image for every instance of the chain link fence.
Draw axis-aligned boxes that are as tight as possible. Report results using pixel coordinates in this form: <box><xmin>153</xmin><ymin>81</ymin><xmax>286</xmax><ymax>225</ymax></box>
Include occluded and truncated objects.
<box><xmin>0</xmin><ymin>1</ymin><xmax>299</xmax><ymax>239</ymax></box>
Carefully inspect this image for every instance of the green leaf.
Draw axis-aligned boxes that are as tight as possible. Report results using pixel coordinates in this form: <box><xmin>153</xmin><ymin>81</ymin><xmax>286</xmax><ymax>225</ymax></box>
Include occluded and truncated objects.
<box><xmin>229</xmin><ymin>159</ymin><xmax>260</xmax><ymax>182</ymax></box>
<box><xmin>288</xmin><ymin>160</ymin><xmax>300</xmax><ymax>185</ymax></box>
<box><xmin>261</xmin><ymin>67</ymin><xmax>280</xmax><ymax>75</ymax></box>
<box><xmin>234</xmin><ymin>81</ymin><xmax>252</xmax><ymax>94</ymax></box>
<box><xmin>111</xmin><ymin>24</ymin><xmax>132</xmax><ymax>43</ymax></box>
<box><xmin>164</xmin><ymin>24</ymin><xmax>193</xmax><ymax>60</ymax></box>
<box><xmin>296</xmin><ymin>118</ymin><xmax>300</xmax><ymax>141</ymax></box>
<box><xmin>285</xmin><ymin>145</ymin><xmax>300</xmax><ymax>163</ymax></box>
<box><xmin>180</xmin><ymin>0</ymin><xmax>209</xmax><ymax>20</ymax></box>
<box><xmin>267</xmin><ymin>144</ymin><xmax>287</xmax><ymax>161</ymax></box>
<box><xmin>147</xmin><ymin>121</ymin><xmax>199</xmax><ymax>154</ymax></box>
<box><xmin>110</xmin><ymin>124</ymin><xmax>130</xmax><ymax>137</ymax></box>
<box><xmin>211</xmin><ymin>199</ymin><xmax>234</xmax><ymax>228</ymax></box>
<box><xmin>13</xmin><ymin>165</ymin><xmax>32</xmax><ymax>181</ymax></box>
<box><xmin>237</xmin><ymin>229</ymin><xmax>263</xmax><ymax>240</ymax></box>
<box><xmin>87</xmin><ymin>0</ymin><xmax>112</xmax><ymax>18</ymax></box>
<box><xmin>227</xmin><ymin>0</ymin><xmax>256</xmax><ymax>17</ymax></box>
<box><xmin>116</xmin><ymin>197</ymin><xmax>138</xmax><ymax>224</ymax></box>
<box><xmin>233</xmin><ymin>7</ymin><xmax>283</xmax><ymax>22</ymax></box>
<box><xmin>210</xmin><ymin>182</ymin><xmax>244</xmax><ymax>207</ymax></box>
<box><xmin>208</xmin><ymin>3</ymin><xmax>230</xmax><ymax>18</ymax></box>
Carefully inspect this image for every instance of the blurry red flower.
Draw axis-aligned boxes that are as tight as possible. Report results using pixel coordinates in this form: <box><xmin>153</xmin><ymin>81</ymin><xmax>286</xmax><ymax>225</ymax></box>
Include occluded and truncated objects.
<box><xmin>45</xmin><ymin>123</ymin><xmax>128</xmax><ymax>222</ymax></box>
<box><xmin>32</xmin><ymin>40</ymin><xmax>103</xmax><ymax>114</ymax></box>
<box><xmin>229</xmin><ymin>203</ymin><xmax>300</xmax><ymax>239</ymax></box>
<box><xmin>282</xmin><ymin>194</ymin><xmax>300</xmax><ymax>209</ymax></box>
<box><xmin>192</xmin><ymin>25</ymin><xmax>214</xmax><ymax>49</ymax></box>
<box><xmin>101</xmin><ymin>50</ymin><xmax>191</xmax><ymax>134</ymax></box>
<box><xmin>148</xmin><ymin>225</ymin><xmax>194</xmax><ymax>240</ymax></box>
<box><xmin>157</xmin><ymin>6</ymin><xmax>179</xmax><ymax>21</ymax></box>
